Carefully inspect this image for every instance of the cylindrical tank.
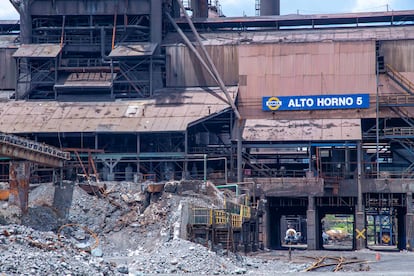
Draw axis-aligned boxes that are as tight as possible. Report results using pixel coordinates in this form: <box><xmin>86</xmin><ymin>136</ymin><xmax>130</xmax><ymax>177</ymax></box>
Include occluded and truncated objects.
<box><xmin>260</xmin><ymin>0</ymin><xmax>280</xmax><ymax>16</ymax></box>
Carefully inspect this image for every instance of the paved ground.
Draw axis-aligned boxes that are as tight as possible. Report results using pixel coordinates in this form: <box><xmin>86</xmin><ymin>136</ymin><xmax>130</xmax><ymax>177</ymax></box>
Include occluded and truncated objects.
<box><xmin>248</xmin><ymin>248</ymin><xmax>414</xmax><ymax>275</ymax></box>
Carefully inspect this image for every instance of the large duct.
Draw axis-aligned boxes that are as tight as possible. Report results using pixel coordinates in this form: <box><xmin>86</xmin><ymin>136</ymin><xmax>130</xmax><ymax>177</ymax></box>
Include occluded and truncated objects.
<box><xmin>260</xmin><ymin>0</ymin><xmax>280</xmax><ymax>16</ymax></box>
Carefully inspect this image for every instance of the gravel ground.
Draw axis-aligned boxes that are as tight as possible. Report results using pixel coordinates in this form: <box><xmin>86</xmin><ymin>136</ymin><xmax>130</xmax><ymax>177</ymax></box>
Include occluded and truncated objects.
<box><xmin>3</xmin><ymin>180</ymin><xmax>413</xmax><ymax>275</ymax></box>
<box><xmin>0</xmin><ymin>224</ymin><xmax>115</xmax><ymax>275</ymax></box>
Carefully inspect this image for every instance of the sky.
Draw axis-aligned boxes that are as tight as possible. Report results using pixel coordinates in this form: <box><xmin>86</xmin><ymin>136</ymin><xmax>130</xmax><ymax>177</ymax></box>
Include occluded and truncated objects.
<box><xmin>0</xmin><ymin>0</ymin><xmax>414</xmax><ymax>20</ymax></box>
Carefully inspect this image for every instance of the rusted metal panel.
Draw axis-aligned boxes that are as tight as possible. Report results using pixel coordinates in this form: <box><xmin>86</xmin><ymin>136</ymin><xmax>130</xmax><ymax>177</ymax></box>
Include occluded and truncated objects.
<box><xmin>109</xmin><ymin>43</ymin><xmax>157</xmax><ymax>57</ymax></box>
<box><xmin>166</xmin><ymin>45</ymin><xmax>239</xmax><ymax>87</ymax></box>
<box><xmin>238</xmin><ymin>41</ymin><xmax>376</xmax><ymax>118</ymax></box>
<box><xmin>0</xmin><ymin>36</ymin><xmax>18</xmax><ymax>90</ymax></box>
<box><xmin>0</xmin><ymin>87</ymin><xmax>235</xmax><ymax>133</ymax></box>
<box><xmin>13</xmin><ymin>44</ymin><xmax>62</xmax><ymax>58</ymax></box>
<box><xmin>147</xmin><ymin>183</ymin><xmax>165</xmax><ymax>193</ymax></box>
<box><xmin>9</xmin><ymin>161</ymin><xmax>30</xmax><ymax>214</ymax></box>
<box><xmin>0</xmin><ymin>190</ymin><xmax>9</xmax><ymax>200</ymax></box>
<box><xmin>381</xmin><ymin>40</ymin><xmax>414</xmax><ymax>72</ymax></box>
<box><xmin>0</xmin><ymin>48</ymin><xmax>16</xmax><ymax>90</ymax></box>
<box><xmin>30</xmin><ymin>0</ymin><xmax>150</xmax><ymax>16</ymax></box>
<box><xmin>243</xmin><ymin>119</ymin><xmax>362</xmax><ymax>141</ymax></box>
<box><xmin>0</xmin><ymin>141</ymin><xmax>67</xmax><ymax>168</ymax></box>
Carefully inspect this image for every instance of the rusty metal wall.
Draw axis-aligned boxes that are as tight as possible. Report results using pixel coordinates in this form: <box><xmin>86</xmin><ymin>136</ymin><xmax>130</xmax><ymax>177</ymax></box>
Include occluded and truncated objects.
<box><xmin>381</xmin><ymin>40</ymin><xmax>414</xmax><ymax>72</ymax></box>
<box><xmin>31</xmin><ymin>0</ymin><xmax>150</xmax><ymax>16</ymax></box>
<box><xmin>166</xmin><ymin>45</ymin><xmax>239</xmax><ymax>87</ymax></box>
<box><xmin>0</xmin><ymin>48</ymin><xmax>16</xmax><ymax>90</ymax></box>
<box><xmin>238</xmin><ymin>40</ymin><xmax>377</xmax><ymax>118</ymax></box>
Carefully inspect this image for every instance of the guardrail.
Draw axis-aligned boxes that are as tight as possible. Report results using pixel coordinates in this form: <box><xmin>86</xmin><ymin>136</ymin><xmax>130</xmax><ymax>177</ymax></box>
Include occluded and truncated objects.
<box><xmin>188</xmin><ymin>204</ymin><xmax>251</xmax><ymax>229</ymax></box>
<box><xmin>386</xmin><ymin>64</ymin><xmax>414</xmax><ymax>95</ymax></box>
<box><xmin>379</xmin><ymin>94</ymin><xmax>414</xmax><ymax>105</ymax></box>
<box><xmin>383</xmin><ymin>127</ymin><xmax>414</xmax><ymax>136</ymax></box>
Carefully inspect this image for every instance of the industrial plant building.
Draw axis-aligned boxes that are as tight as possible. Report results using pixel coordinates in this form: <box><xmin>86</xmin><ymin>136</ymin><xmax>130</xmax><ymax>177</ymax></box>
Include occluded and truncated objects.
<box><xmin>1</xmin><ymin>0</ymin><xmax>414</xmax><ymax>251</ymax></box>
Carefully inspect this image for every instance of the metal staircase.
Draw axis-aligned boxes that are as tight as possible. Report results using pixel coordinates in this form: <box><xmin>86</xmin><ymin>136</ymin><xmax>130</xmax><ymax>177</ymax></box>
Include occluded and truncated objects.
<box><xmin>385</xmin><ymin>64</ymin><xmax>414</xmax><ymax>96</ymax></box>
<box><xmin>388</xmin><ymin>107</ymin><xmax>414</xmax><ymax>127</ymax></box>
<box><xmin>242</xmin><ymin>152</ymin><xmax>274</xmax><ymax>177</ymax></box>
<box><xmin>377</xmin><ymin>37</ymin><xmax>414</xmax><ymax>176</ymax></box>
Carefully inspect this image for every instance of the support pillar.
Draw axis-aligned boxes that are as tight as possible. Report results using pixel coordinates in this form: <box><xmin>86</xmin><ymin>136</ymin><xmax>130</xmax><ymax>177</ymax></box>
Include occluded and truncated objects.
<box><xmin>355</xmin><ymin>211</ymin><xmax>366</xmax><ymax>249</ymax></box>
<box><xmin>9</xmin><ymin>161</ymin><xmax>30</xmax><ymax>214</ymax></box>
<box><xmin>406</xmin><ymin>192</ymin><xmax>414</xmax><ymax>251</ymax></box>
<box><xmin>103</xmin><ymin>158</ymin><xmax>121</xmax><ymax>181</ymax></box>
<box><xmin>307</xmin><ymin>196</ymin><xmax>317</xmax><ymax>250</ymax></box>
<box><xmin>184</xmin><ymin>131</ymin><xmax>188</xmax><ymax>179</ymax></box>
<box><xmin>150</xmin><ymin>0</ymin><xmax>163</xmax><ymax>92</ymax></box>
<box><xmin>355</xmin><ymin>140</ymin><xmax>366</xmax><ymax>249</ymax></box>
<box><xmin>262</xmin><ymin>199</ymin><xmax>269</xmax><ymax>249</ymax></box>
<box><xmin>236</xmin><ymin>120</ymin><xmax>243</xmax><ymax>183</ymax></box>
<box><xmin>136</xmin><ymin>133</ymin><xmax>141</xmax><ymax>180</ymax></box>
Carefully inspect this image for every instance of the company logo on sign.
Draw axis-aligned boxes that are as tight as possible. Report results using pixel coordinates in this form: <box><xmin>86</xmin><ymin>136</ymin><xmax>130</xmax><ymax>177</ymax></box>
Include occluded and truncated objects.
<box><xmin>265</xmin><ymin>97</ymin><xmax>282</xmax><ymax>111</ymax></box>
<box><xmin>262</xmin><ymin>94</ymin><xmax>370</xmax><ymax>111</ymax></box>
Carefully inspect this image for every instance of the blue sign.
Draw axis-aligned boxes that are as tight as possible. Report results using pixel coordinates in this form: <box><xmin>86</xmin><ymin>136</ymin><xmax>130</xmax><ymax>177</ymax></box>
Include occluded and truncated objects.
<box><xmin>262</xmin><ymin>94</ymin><xmax>370</xmax><ymax>111</ymax></box>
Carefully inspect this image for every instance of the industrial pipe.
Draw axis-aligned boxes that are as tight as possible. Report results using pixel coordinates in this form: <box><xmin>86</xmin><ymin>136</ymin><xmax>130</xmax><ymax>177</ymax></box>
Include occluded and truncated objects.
<box><xmin>216</xmin><ymin>184</ymin><xmax>239</xmax><ymax>197</ymax></box>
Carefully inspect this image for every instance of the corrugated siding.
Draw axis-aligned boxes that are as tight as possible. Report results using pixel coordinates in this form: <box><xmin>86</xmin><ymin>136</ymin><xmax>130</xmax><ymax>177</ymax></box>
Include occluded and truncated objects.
<box><xmin>166</xmin><ymin>45</ymin><xmax>239</xmax><ymax>87</ymax></box>
<box><xmin>381</xmin><ymin>40</ymin><xmax>414</xmax><ymax>73</ymax></box>
<box><xmin>238</xmin><ymin>41</ymin><xmax>376</xmax><ymax>118</ymax></box>
<box><xmin>0</xmin><ymin>48</ymin><xmax>16</xmax><ymax>90</ymax></box>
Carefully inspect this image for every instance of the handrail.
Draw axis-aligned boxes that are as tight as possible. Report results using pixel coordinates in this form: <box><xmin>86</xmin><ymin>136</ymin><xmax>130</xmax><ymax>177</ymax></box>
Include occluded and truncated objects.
<box><xmin>379</xmin><ymin>94</ymin><xmax>414</xmax><ymax>105</ymax></box>
<box><xmin>383</xmin><ymin>127</ymin><xmax>414</xmax><ymax>137</ymax></box>
<box><xmin>386</xmin><ymin>64</ymin><xmax>414</xmax><ymax>95</ymax></box>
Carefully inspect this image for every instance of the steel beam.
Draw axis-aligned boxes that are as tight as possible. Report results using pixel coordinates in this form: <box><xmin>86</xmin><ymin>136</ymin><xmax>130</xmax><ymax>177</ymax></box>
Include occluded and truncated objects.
<box><xmin>0</xmin><ymin>132</ymin><xmax>69</xmax><ymax>167</ymax></box>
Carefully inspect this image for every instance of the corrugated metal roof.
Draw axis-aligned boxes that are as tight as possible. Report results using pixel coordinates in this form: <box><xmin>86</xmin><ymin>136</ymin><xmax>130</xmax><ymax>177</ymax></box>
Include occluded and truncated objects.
<box><xmin>13</xmin><ymin>44</ymin><xmax>62</xmax><ymax>58</ymax></box>
<box><xmin>0</xmin><ymin>87</ymin><xmax>235</xmax><ymax>134</ymax></box>
<box><xmin>109</xmin><ymin>43</ymin><xmax>158</xmax><ymax>57</ymax></box>
<box><xmin>0</xmin><ymin>35</ymin><xmax>18</xmax><ymax>48</ymax></box>
<box><xmin>163</xmin><ymin>25</ymin><xmax>414</xmax><ymax>46</ymax></box>
<box><xmin>54</xmin><ymin>73</ymin><xmax>115</xmax><ymax>89</ymax></box>
<box><xmin>243</xmin><ymin>119</ymin><xmax>361</xmax><ymax>141</ymax></box>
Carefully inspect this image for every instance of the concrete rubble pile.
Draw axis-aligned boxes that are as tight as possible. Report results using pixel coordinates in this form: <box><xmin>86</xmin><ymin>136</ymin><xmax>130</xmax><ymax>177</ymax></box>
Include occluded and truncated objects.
<box><xmin>127</xmin><ymin>237</ymin><xmax>307</xmax><ymax>275</ymax></box>
<box><xmin>0</xmin><ymin>224</ymin><xmax>115</xmax><ymax>275</ymax></box>
<box><xmin>0</xmin><ymin>180</ymin><xmax>307</xmax><ymax>275</ymax></box>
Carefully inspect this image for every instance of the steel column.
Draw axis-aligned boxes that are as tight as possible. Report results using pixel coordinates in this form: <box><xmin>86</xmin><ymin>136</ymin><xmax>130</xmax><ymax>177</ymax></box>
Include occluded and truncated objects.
<box><xmin>9</xmin><ymin>161</ymin><xmax>30</xmax><ymax>214</ymax></box>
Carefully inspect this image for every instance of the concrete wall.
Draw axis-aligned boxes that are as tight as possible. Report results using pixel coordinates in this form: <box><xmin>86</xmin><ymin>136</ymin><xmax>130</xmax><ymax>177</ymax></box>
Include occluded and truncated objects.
<box><xmin>363</xmin><ymin>179</ymin><xmax>414</xmax><ymax>193</ymax></box>
<box><xmin>245</xmin><ymin>177</ymin><xmax>324</xmax><ymax>197</ymax></box>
